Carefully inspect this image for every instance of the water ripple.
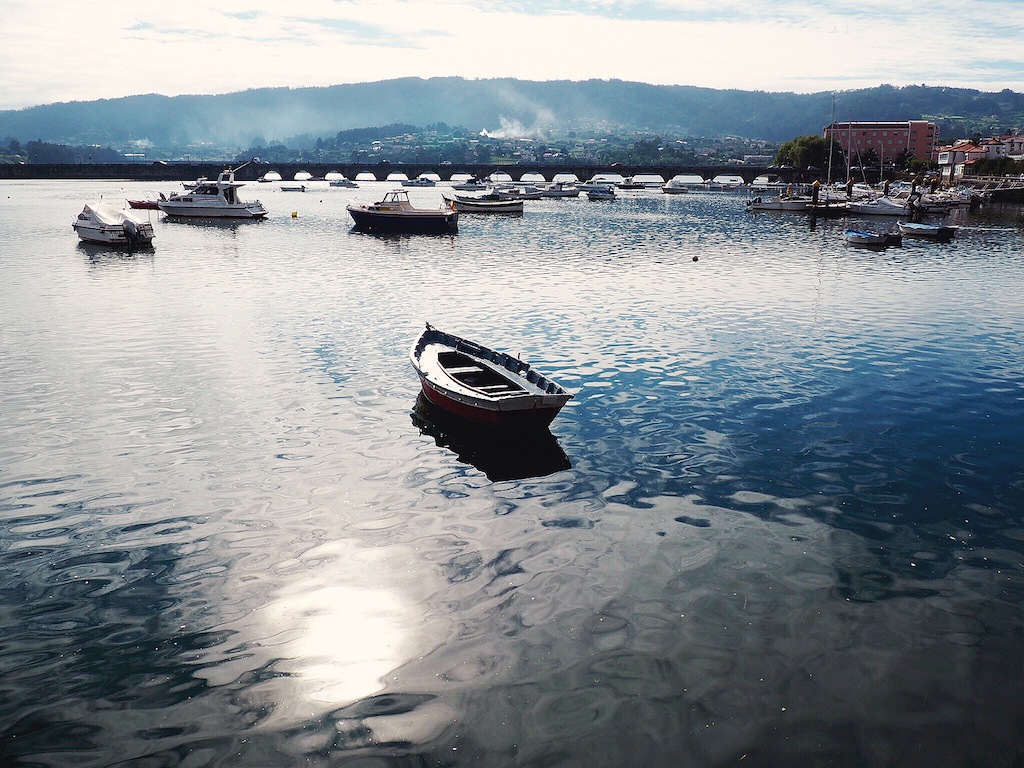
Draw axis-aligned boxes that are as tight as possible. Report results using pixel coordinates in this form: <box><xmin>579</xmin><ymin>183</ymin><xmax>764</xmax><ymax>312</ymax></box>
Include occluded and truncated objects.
<box><xmin>3</xmin><ymin>181</ymin><xmax>1024</xmax><ymax>766</ymax></box>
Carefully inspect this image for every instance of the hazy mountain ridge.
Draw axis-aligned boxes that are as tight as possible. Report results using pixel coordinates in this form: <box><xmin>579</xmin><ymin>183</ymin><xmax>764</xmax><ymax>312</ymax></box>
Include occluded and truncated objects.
<box><xmin>1</xmin><ymin>78</ymin><xmax>1022</xmax><ymax>151</ymax></box>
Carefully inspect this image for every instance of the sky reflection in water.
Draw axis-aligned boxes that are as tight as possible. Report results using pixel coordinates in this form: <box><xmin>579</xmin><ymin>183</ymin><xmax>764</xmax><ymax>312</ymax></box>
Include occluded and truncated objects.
<box><xmin>1</xmin><ymin>180</ymin><xmax>1023</xmax><ymax>766</ymax></box>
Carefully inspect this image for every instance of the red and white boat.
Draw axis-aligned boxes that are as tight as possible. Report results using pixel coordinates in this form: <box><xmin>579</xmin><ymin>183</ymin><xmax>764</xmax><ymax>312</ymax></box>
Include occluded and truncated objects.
<box><xmin>126</xmin><ymin>191</ymin><xmax>168</xmax><ymax>210</ymax></box>
<box><xmin>410</xmin><ymin>324</ymin><xmax>572</xmax><ymax>427</ymax></box>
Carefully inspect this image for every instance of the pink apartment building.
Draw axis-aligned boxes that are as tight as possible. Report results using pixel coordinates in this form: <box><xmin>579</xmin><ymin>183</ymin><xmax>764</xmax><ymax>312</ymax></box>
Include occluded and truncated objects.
<box><xmin>823</xmin><ymin>120</ymin><xmax>939</xmax><ymax>165</ymax></box>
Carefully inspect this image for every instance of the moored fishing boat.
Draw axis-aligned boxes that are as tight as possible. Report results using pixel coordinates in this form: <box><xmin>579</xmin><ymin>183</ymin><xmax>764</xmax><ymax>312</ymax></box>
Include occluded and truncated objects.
<box><xmin>402</xmin><ymin>175</ymin><xmax>437</xmax><ymax>187</ymax></box>
<box><xmin>327</xmin><ymin>175</ymin><xmax>358</xmax><ymax>188</ymax></box>
<box><xmin>847</xmin><ymin>196</ymin><xmax>910</xmax><ymax>216</ymax></box>
<box><xmin>746</xmin><ymin>195</ymin><xmax>812</xmax><ymax>211</ymax></box>
<box><xmin>443</xmin><ymin>192</ymin><xmax>523</xmax><ymax>213</ymax></box>
<box><xmin>347</xmin><ymin>189</ymin><xmax>458</xmax><ymax>234</ymax></box>
<box><xmin>410</xmin><ymin>324</ymin><xmax>572</xmax><ymax>427</ymax></box>
<box><xmin>495</xmin><ymin>185</ymin><xmax>544</xmax><ymax>200</ymax></box>
<box><xmin>586</xmin><ymin>186</ymin><xmax>616</xmax><ymax>200</ymax></box>
<box><xmin>898</xmin><ymin>221</ymin><xmax>958</xmax><ymax>242</ymax></box>
<box><xmin>540</xmin><ymin>182</ymin><xmax>580</xmax><ymax>198</ymax></box>
<box><xmin>844</xmin><ymin>229</ymin><xmax>902</xmax><ymax>247</ymax></box>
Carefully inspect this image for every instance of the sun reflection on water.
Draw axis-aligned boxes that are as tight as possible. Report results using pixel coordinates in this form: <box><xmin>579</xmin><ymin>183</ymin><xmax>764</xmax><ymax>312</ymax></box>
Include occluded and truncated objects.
<box><xmin>257</xmin><ymin>541</ymin><xmax>439</xmax><ymax>717</ymax></box>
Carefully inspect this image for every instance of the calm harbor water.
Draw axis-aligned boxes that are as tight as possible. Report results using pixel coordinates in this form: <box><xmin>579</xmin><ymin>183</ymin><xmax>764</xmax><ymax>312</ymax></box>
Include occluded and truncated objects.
<box><xmin>2</xmin><ymin>178</ymin><xmax>1024</xmax><ymax>767</ymax></box>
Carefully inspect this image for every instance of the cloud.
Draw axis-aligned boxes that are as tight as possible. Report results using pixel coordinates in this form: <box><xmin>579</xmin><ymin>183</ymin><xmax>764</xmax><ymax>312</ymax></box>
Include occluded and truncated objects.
<box><xmin>2</xmin><ymin>0</ymin><xmax>1023</xmax><ymax>110</ymax></box>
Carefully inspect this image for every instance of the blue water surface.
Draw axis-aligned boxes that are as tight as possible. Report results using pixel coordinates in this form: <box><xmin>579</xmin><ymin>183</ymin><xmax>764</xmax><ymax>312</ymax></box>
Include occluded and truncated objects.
<box><xmin>1</xmin><ymin>179</ymin><xmax>1023</xmax><ymax>767</ymax></box>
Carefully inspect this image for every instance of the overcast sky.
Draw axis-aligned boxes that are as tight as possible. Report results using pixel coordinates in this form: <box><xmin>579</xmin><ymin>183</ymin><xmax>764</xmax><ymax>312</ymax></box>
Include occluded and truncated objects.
<box><xmin>3</xmin><ymin>0</ymin><xmax>1024</xmax><ymax>111</ymax></box>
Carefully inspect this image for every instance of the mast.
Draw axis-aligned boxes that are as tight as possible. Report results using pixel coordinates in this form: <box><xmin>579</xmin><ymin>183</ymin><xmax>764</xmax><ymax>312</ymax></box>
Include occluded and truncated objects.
<box><xmin>826</xmin><ymin>93</ymin><xmax>836</xmax><ymax>187</ymax></box>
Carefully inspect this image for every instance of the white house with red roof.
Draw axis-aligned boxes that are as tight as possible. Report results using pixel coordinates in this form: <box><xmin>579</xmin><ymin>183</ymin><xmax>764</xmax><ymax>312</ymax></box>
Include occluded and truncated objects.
<box><xmin>937</xmin><ymin>140</ymin><xmax>993</xmax><ymax>182</ymax></box>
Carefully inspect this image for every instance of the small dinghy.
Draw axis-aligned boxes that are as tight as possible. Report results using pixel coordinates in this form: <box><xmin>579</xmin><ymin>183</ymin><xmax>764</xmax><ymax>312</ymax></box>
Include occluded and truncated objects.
<box><xmin>898</xmin><ymin>222</ymin><xmax>958</xmax><ymax>242</ymax></box>
<box><xmin>410</xmin><ymin>324</ymin><xmax>572</xmax><ymax>427</ymax></box>
<box><xmin>844</xmin><ymin>229</ymin><xmax>902</xmax><ymax>247</ymax></box>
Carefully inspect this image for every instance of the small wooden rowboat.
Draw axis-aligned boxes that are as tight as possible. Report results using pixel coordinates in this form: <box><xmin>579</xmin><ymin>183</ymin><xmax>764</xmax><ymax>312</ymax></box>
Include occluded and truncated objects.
<box><xmin>443</xmin><ymin>192</ymin><xmax>524</xmax><ymax>214</ymax></box>
<box><xmin>898</xmin><ymin>221</ymin><xmax>958</xmax><ymax>242</ymax></box>
<box><xmin>843</xmin><ymin>229</ymin><xmax>902</xmax><ymax>247</ymax></box>
<box><xmin>410</xmin><ymin>324</ymin><xmax>572</xmax><ymax>427</ymax></box>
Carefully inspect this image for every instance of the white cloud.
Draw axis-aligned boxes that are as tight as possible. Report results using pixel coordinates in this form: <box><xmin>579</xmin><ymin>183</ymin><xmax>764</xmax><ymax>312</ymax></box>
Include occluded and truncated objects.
<box><xmin>3</xmin><ymin>0</ymin><xmax>1023</xmax><ymax>109</ymax></box>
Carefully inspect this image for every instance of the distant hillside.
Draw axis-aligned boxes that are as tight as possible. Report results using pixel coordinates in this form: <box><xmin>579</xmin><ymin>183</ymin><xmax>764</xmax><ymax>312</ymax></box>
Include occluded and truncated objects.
<box><xmin>1</xmin><ymin>78</ymin><xmax>1022</xmax><ymax>153</ymax></box>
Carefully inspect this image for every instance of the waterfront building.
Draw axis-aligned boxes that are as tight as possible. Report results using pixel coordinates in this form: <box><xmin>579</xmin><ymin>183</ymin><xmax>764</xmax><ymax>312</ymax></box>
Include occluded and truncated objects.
<box><xmin>936</xmin><ymin>135</ymin><xmax>1024</xmax><ymax>182</ymax></box>
<box><xmin>823</xmin><ymin>120</ymin><xmax>939</xmax><ymax>164</ymax></box>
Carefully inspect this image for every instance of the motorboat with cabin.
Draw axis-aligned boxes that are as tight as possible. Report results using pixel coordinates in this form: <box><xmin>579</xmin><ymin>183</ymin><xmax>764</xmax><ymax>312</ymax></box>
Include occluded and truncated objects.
<box><xmin>159</xmin><ymin>160</ymin><xmax>268</xmax><ymax>218</ymax></box>
<box><xmin>346</xmin><ymin>189</ymin><xmax>458</xmax><ymax>234</ymax></box>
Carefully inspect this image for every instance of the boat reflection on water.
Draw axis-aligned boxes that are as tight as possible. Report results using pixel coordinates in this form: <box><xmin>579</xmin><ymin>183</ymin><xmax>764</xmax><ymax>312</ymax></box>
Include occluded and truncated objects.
<box><xmin>411</xmin><ymin>394</ymin><xmax>571</xmax><ymax>481</ymax></box>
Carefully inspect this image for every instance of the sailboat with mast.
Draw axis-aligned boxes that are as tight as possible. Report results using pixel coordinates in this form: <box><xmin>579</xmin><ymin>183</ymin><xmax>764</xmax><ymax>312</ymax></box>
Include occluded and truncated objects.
<box><xmin>809</xmin><ymin>93</ymin><xmax>849</xmax><ymax>216</ymax></box>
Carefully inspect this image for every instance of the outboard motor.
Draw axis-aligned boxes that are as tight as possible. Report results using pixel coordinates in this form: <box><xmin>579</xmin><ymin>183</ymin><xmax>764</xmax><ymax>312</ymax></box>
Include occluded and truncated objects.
<box><xmin>122</xmin><ymin>219</ymin><xmax>144</xmax><ymax>251</ymax></box>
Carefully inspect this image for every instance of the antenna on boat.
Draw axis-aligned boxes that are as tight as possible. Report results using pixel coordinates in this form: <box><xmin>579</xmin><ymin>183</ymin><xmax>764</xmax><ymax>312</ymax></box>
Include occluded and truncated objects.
<box><xmin>229</xmin><ymin>157</ymin><xmax>259</xmax><ymax>174</ymax></box>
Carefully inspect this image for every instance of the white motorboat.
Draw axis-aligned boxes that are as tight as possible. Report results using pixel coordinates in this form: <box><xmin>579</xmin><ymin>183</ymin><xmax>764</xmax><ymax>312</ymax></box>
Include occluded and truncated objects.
<box><xmin>746</xmin><ymin>195</ymin><xmax>811</xmax><ymax>212</ymax></box>
<box><xmin>578</xmin><ymin>176</ymin><xmax>621</xmax><ymax>194</ymax></box>
<box><xmin>662</xmin><ymin>174</ymin><xmax>704</xmax><ymax>194</ymax></box>
<box><xmin>496</xmin><ymin>185</ymin><xmax>544</xmax><ymax>200</ymax></box>
<box><xmin>540</xmin><ymin>182</ymin><xmax>580</xmax><ymax>198</ymax></box>
<box><xmin>847</xmin><ymin>196</ymin><xmax>910</xmax><ymax>216</ymax></box>
<box><xmin>159</xmin><ymin>161</ymin><xmax>268</xmax><ymax>219</ymax></box>
<box><xmin>707</xmin><ymin>174</ymin><xmax>745</xmax><ymax>190</ymax></box>
<box><xmin>327</xmin><ymin>176</ymin><xmax>358</xmax><ymax>188</ymax></box>
<box><xmin>586</xmin><ymin>186</ymin><xmax>616</xmax><ymax>201</ymax></box>
<box><xmin>72</xmin><ymin>202</ymin><xmax>155</xmax><ymax>248</ymax></box>
<box><xmin>402</xmin><ymin>176</ymin><xmax>437</xmax><ymax>187</ymax></box>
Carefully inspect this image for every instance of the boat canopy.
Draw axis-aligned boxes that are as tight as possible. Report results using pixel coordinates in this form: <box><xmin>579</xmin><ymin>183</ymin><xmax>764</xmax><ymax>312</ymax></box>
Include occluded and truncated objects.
<box><xmin>83</xmin><ymin>202</ymin><xmax>144</xmax><ymax>226</ymax></box>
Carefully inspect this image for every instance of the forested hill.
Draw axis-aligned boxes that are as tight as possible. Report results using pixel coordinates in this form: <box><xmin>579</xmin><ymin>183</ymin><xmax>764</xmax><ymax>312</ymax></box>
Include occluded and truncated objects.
<box><xmin>1</xmin><ymin>78</ymin><xmax>1022</xmax><ymax>150</ymax></box>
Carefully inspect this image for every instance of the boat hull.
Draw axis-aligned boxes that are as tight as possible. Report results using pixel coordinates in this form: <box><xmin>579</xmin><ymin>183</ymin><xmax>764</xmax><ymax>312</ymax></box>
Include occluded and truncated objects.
<box><xmin>447</xmin><ymin>196</ymin><xmax>523</xmax><ymax>213</ymax></box>
<box><xmin>411</xmin><ymin>394</ymin><xmax>571</xmax><ymax>480</ymax></box>
<box><xmin>73</xmin><ymin>222</ymin><xmax>155</xmax><ymax>247</ymax></box>
<box><xmin>898</xmin><ymin>222</ymin><xmax>957</xmax><ymax>242</ymax></box>
<box><xmin>158</xmin><ymin>202</ymin><xmax>267</xmax><ymax>218</ymax></box>
<box><xmin>348</xmin><ymin>207</ymin><xmax>458</xmax><ymax>234</ymax></box>
<box><xmin>844</xmin><ymin>229</ymin><xmax>902</xmax><ymax>247</ymax></box>
<box><xmin>418</xmin><ymin>380</ymin><xmax>565</xmax><ymax>427</ymax></box>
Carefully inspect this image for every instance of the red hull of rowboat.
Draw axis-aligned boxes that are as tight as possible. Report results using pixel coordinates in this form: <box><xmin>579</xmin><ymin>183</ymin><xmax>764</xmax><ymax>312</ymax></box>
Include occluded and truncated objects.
<box><xmin>419</xmin><ymin>379</ymin><xmax>564</xmax><ymax>428</ymax></box>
